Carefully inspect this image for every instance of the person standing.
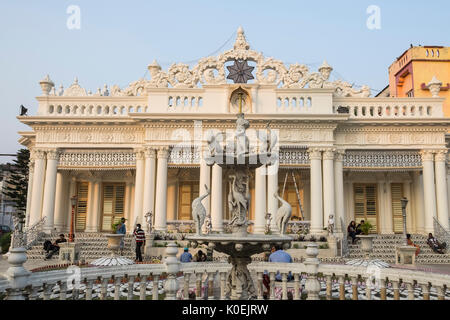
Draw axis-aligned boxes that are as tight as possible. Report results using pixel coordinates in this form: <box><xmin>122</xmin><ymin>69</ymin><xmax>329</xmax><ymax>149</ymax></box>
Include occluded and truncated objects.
<box><xmin>179</xmin><ymin>248</ymin><xmax>193</xmax><ymax>263</ymax></box>
<box><xmin>133</xmin><ymin>224</ymin><xmax>146</xmax><ymax>262</ymax></box>
<box><xmin>116</xmin><ymin>217</ymin><xmax>127</xmax><ymax>255</ymax></box>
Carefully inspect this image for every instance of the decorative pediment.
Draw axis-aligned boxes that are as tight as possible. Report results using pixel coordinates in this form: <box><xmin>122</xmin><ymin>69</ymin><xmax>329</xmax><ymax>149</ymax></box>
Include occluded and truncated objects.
<box><xmin>46</xmin><ymin>27</ymin><xmax>370</xmax><ymax>97</ymax></box>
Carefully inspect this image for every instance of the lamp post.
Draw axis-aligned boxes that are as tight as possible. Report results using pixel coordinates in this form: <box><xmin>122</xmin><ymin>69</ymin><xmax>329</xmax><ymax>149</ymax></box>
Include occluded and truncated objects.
<box><xmin>400</xmin><ymin>197</ymin><xmax>409</xmax><ymax>246</ymax></box>
<box><xmin>69</xmin><ymin>195</ymin><xmax>77</xmax><ymax>243</ymax></box>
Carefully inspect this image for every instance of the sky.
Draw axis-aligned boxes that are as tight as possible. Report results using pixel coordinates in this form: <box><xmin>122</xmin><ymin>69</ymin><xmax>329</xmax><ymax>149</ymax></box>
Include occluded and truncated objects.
<box><xmin>0</xmin><ymin>0</ymin><xmax>449</xmax><ymax>163</ymax></box>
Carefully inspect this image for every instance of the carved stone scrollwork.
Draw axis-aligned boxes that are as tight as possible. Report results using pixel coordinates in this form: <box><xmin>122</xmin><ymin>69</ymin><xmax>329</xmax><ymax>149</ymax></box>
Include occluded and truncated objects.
<box><xmin>256</xmin><ymin>58</ymin><xmax>287</xmax><ymax>86</ymax></box>
<box><xmin>282</xmin><ymin>64</ymin><xmax>310</xmax><ymax>88</ymax></box>
<box><xmin>195</xmin><ymin>56</ymin><xmax>226</xmax><ymax>85</ymax></box>
<box><xmin>307</xmin><ymin>148</ymin><xmax>322</xmax><ymax>160</ymax></box>
<box><xmin>345</xmin><ymin>150</ymin><xmax>422</xmax><ymax>168</ymax></box>
<box><xmin>157</xmin><ymin>146</ymin><xmax>170</xmax><ymax>159</ymax></box>
<box><xmin>168</xmin><ymin>63</ymin><xmax>198</xmax><ymax>88</ymax></box>
<box><xmin>63</xmin><ymin>78</ymin><xmax>87</xmax><ymax>97</ymax></box>
<box><xmin>33</xmin><ymin>149</ymin><xmax>47</xmax><ymax>160</ymax></box>
<box><xmin>46</xmin><ymin>149</ymin><xmax>60</xmax><ymax>161</ymax></box>
<box><xmin>322</xmin><ymin>148</ymin><xmax>336</xmax><ymax>160</ymax></box>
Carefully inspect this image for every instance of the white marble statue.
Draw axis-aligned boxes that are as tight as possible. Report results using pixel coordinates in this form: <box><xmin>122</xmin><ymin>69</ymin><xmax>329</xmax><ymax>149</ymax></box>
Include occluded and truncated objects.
<box><xmin>203</xmin><ymin>215</ymin><xmax>212</xmax><ymax>235</ymax></box>
<box><xmin>328</xmin><ymin>214</ymin><xmax>335</xmax><ymax>235</ymax></box>
<box><xmin>144</xmin><ymin>211</ymin><xmax>153</xmax><ymax>234</ymax></box>
<box><xmin>192</xmin><ymin>184</ymin><xmax>211</xmax><ymax>235</ymax></box>
<box><xmin>274</xmin><ymin>192</ymin><xmax>292</xmax><ymax>235</ymax></box>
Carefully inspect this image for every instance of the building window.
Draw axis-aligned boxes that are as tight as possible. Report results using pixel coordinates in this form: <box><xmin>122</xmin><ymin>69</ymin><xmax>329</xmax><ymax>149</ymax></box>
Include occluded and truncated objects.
<box><xmin>178</xmin><ymin>181</ymin><xmax>199</xmax><ymax>220</ymax></box>
<box><xmin>101</xmin><ymin>183</ymin><xmax>125</xmax><ymax>231</ymax></box>
<box><xmin>407</xmin><ymin>90</ymin><xmax>414</xmax><ymax>97</ymax></box>
<box><xmin>75</xmin><ymin>182</ymin><xmax>89</xmax><ymax>231</ymax></box>
<box><xmin>353</xmin><ymin>184</ymin><xmax>378</xmax><ymax>233</ymax></box>
<box><xmin>391</xmin><ymin>183</ymin><xmax>404</xmax><ymax>234</ymax></box>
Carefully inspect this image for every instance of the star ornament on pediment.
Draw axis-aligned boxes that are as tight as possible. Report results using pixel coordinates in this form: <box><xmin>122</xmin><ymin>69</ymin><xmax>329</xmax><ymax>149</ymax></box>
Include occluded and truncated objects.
<box><xmin>226</xmin><ymin>60</ymin><xmax>254</xmax><ymax>83</ymax></box>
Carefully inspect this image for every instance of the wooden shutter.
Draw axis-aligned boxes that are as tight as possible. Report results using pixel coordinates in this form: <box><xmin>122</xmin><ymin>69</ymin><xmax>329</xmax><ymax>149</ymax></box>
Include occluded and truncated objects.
<box><xmin>353</xmin><ymin>184</ymin><xmax>378</xmax><ymax>233</ymax></box>
<box><xmin>178</xmin><ymin>182</ymin><xmax>199</xmax><ymax>220</ymax></box>
<box><xmin>391</xmin><ymin>183</ymin><xmax>404</xmax><ymax>233</ymax></box>
<box><xmin>101</xmin><ymin>183</ymin><xmax>126</xmax><ymax>231</ymax></box>
<box><xmin>76</xmin><ymin>182</ymin><xmax>89</xmax><ymax>231</ymax></box>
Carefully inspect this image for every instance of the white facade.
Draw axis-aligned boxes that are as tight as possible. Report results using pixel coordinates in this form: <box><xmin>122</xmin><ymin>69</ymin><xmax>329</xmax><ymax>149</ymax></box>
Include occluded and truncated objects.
<box><xmin>18</xmin><ymin>28</ymin><xmax>450</xmax><ymax>236</ymax></box>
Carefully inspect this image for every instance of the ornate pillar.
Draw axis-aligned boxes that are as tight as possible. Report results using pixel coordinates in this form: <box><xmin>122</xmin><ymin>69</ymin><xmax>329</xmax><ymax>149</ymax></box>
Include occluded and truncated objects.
<box><xmin>142</xmin><ymin>147</ymin><xmax>156</xmax><ymax>233</ymax></box>
<box><xmin>132</xmin><ymin>149</ymin><xmax>145</xmax><ymax>229</ymax></box>
<box><xmin>434</xmin><ymin>149</ymin><xmax>449</xmax><ymax>230</ymax></box>
<box><xmin>267</xmin><ymin>162</ymin><xmax>279</xmax><ymax>231</ymax></box>
<box><xmin>309</xmin><ymin>148</ymin><xmax>323</xmax><ymax>234</ymax></box>
<box><xmin>85</xmin><ymin>176</ymin><xmax>101</xmax><ymax>233</ymax></box>
<box><xmin>322</xmin><ymin>148</ymin><xmax>335</xmax><ymax>231</ymax></box>
<box><xmin>25</xmin><ymin>158</ymin><xmax>35</xmax><ymax>227</ymax></box>
<box><xmin>413</xmin><ymin>171</ymin><xmax>425</xmax><ymax>234</ymax></box>
<box><xmin>53</xmin><ymin>171</ymin><xmax>67</xmax><ymax>232</ymax></box>
<box><xmin>211</xmin><ymin>164</ymin><xmax>223</xmax><ymax>232</ymax></box>
<box><xmin>334</xmin><ymin>150</ymin><xmax>345</xmax><ymax>233</ymax></box>
<box><xmin>29</xmin><ymin>149</ymin><xmax>46</xmax><ymax>226</ymax></box>
<box><xmin>254</xmin><ymin>165</ymin><xmax>266</xmax><ymax>234</ymax></box>
<box><xmin>124</xmin><ymin>180</ymin><xmax>133</xmax><ymax>223</ymax></box>
<box><xmin>383</xmin><ymin>178</ymin><xmax>394</xmax><ymax>234</ymax></box>
<box><xmin>199</xmin><ymin>147</ymin><xmax>211</xmax><ymax>216</ymax></box>
<box><xmin>421</xmin><ymin>150</ymin><xmax>437</xmax><ymax>233</ymax></box>
<box><xmin>154</xmin><ymin>147</ymin><xmax>169</xmax><ymax>231</ymax></box>
<box><xmin>42</xmin><ymin>149</ymin><xmax>60</xmax><ymax>232</ymax></box>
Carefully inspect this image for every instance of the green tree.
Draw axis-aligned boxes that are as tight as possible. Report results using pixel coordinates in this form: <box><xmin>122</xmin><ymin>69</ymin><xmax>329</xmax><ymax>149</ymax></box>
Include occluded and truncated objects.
<box><xmin>2</xmin><ymin>149</ymin><xmax>30</xmax><ymax>224</ymax></box>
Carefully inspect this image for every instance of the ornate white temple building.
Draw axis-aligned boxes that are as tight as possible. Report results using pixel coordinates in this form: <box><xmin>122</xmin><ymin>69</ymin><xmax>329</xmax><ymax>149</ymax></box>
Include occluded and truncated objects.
<box><xmin>18</xmin><ymin>28</ymin><xmax>450</xmax><ymax>238</ymax></box>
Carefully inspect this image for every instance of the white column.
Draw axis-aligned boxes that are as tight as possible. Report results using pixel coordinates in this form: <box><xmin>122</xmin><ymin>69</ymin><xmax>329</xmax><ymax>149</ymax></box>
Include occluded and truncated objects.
<box><xmin>42</xmin><ymin>150</ymin><xmax>59</xmax><ymax>233</ymax></box>
<box><xmin>132</xmin><ymin>149</ymin><xmax>145</xmax><ymax>229</ymax></box>
<box><xmin>267</xmin><ymin>162</ymin><xmax>279</xmax><ymax>231</ymax></box>
<box><xmin>124</xmin><ymin>180</ymin><xmax>133</xmax><ymax>223</ymax></box>
<box><xmin>211</xmin><ymin>164</ymin><xmax>223</xmax><ymax>232</ymax></box>
<box><xmin>25</xmin><ymin>159</ymin><xmax>35</xmax><ymax>227</ymax></box>
<box><xmin>309</xmin><ymin>148</ymin><xmax>323</xmax><ymax>235</ymax></box>
<box><xmin>254</xmin><ymin>165</ymin><xmax>267</xmax><ymax>234</ymax></box>
<box><xmin>384</xmin><ymin>181</ymin><xmax>394</xmax><ymax>234</ymax></box>
<box><xmin>29</xmin><ymin>150</ymin><xmax>46</xmax><ymax>226</ymax></box>
<box><xmin>85</xmin><ymin>179</ymin><xmax>100</xmax><ymax>232</ymax></box>
<box><xmin>53</xmin><ymin>171</ymin><xmax>67</xmax><ymax>232</ymax></box>
<box><xmin>322</xmin><ymin>148</ymin><xmax>335</xmax><ymax>231</ymax></box>
<box><xmin>154</xmin><ymin>147</ymin><xmax>169</xmax><ymax>231</ymax></box>
<box><xmin>434</xmin><ymin>150</ymin><xmax>449</xmax><ymax>231</ymax></box>
<box><xmin>142</xmin><ymin>147</ymin><xmax>156</xmax><ymax>233</ymax></box>
<box><xmin>421</xmin><ymin>150</ymin><xmax>437</xmax><ymax>233</ymax></box>
<box><xmin>413</xmin><ymin>172</ymin><xmax>425</xmax><ymax>234</ymax></box>
<box><xmin>403</xmin><ymin>180</ymin><xmax>413</xmax><ymax>233</ymax></box>
<box><xmin>334</xmin><ymin>150</ymin><xmax>345</xmax><ymax>233</ymax></box>
<box><xmin>199</xmin><ymin>152</ymin><xmax>211</xmax><ymax>217</ymax></box>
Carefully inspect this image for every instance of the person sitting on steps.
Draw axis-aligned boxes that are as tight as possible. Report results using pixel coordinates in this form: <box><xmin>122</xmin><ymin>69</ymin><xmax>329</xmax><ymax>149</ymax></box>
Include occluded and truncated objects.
<box><xmin>43</xmin><ymin>234</ymin><xmax>67</xmax><ymax>260</ymax></box>
<box><xmin>406</xmin><ymin>234</ymin><xmax>420</xmax><ymax>256</ymax></box>
<box><xmin>427</xmin><ymin>233</ymin><xmax>447</xmax><ymax>254</ymax></box>
<box><xmin>347</xmin><ymin>221</ymin><xmax>357</xmax><ymax>244</ymax></box>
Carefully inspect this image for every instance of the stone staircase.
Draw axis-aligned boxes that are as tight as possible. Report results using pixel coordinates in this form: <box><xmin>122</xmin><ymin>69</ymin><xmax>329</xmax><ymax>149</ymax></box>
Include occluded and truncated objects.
<box><xmin>347</xmin><ymin>234</ymin><xmax>450</xmax><ymax>264</ymax></box>
<box><xmin>26</xmin><ymin>233</ymin><xmax>135</xmax><ymax>261</ymax></box>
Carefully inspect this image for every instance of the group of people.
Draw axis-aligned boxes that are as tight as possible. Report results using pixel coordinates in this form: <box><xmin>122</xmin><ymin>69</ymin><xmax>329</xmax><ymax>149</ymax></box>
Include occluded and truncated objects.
<box><xmin>347</xmin><ymin>220</ymin><xmax>365</xmax><ymax>244</ymax></box>
<box><xmin>179</xmin><ymin>248</ymin><xmax>207</xmax><ymax>262</ymax></box>
<box><xmin>406</xmin><ymin>233</ymin><xmax>447</xmax><ymax>256</ymax></box>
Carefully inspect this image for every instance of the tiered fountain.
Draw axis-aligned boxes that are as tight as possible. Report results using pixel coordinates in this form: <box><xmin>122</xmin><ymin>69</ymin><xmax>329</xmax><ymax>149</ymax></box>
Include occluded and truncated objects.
<box><xmin>187</xmin><ymin>111</ymin><xmax>292</xmax><ymax>300</ymax></box>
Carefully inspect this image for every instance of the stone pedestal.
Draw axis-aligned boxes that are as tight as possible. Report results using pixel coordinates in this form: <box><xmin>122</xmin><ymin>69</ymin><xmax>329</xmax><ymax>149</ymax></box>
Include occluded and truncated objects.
<box><xmin>356</xmin><ymin>235</ymin><xmax>376</xmax><ymax>259</ymax></box>
<box><xmin>395</xmin><ymin>246</ymin><xmax>417</xmax><ymax>265</ymax></box>
<box><xmin>327</xmin><ymin>235</ymin><xmax>338</xmax><ymax>256</ymax></box>
<box><xmin>144</xmin><ymin>233</ymin><xmax>156</xmax><ymax>256</ymax></box>
<box><xmin>59</xmin><ymin>242</ymin><xmax>80</xmax><ymax>263</ymax></box>
<box><xmin>5</xmin><ymin>247</ymin><xmax>31</xmax><ymax>300</ymax></box>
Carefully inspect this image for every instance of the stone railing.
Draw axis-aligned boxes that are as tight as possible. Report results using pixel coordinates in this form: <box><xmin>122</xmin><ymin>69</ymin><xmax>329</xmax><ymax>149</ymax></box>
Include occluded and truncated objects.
<box><xmin>286</xmin><ymin>221</ymin><xmax>310</xmax><ymax>235</ymax></box>
<box><xmin>1</xmin><ymin>243</ymin><xmax>449</xmax><ymax>300</ymax></box>
<box><xmin>433</xmin><ymin>217</ymin><xmax>450</xmax><ymax>248</ymax></box>
<box><xmin>333</xmin><ymin>97</ymin><xmax>444</xmax><ymax>119</ymax></box>
<box><xmin>24</xmin><ymin>217</ymin><xmax>47</xmax><ymax>250</ymax></box>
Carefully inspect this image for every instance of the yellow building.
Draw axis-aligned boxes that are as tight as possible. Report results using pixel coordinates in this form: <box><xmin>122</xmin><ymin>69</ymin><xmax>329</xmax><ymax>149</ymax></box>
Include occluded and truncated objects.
<box><xmin>386</xmin><ymin>46</ymin><xmax>450</xmax><ymax>116</ymax></box>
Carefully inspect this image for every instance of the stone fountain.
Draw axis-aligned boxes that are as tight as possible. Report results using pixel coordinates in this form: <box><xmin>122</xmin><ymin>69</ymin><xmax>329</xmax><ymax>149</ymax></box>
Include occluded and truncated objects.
<box><xmin>187</xmin><ymin>112</ymin><xmax>292</xmax><ymax>300</ymax></box>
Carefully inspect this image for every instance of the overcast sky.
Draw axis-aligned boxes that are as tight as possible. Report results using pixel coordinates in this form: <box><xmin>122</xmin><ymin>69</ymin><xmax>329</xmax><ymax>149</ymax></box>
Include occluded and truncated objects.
<box><xmin>0</xmin><ymin>0</ymin><xmax>449</xmax><ymax>163</ymax></box>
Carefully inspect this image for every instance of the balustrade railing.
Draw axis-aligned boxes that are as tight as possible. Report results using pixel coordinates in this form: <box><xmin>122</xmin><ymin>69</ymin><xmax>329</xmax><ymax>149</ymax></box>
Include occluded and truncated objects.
<box><xmin>433</xmin><ymin>217</ymin><xmax>450</xmax><ymax>248</ymax></box>
<box><xmin>1</xmin><ymin>243</ymin><xmax>449</xmax><ymax>300</ymax></box>
<box><xmin>24</xmin><ymin>217</ymin><xmax>47</xmax><ymax>250</ymax></box>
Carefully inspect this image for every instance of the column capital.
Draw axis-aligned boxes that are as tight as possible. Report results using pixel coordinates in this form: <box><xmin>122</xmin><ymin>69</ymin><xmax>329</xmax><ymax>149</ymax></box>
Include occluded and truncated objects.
<box><xmin>434</xmin><ymin>149</ymin><xmax>448</xmax><ymax>162</ymax></box>
<box><xmin>420</xmin><ymin>150</ymin><xmax>434</xmax><ymax>161</ymax></box>
<box><xmin>28</xmin><ymin>159</ymin><xmax>35</xmax><ymax>173</ymax></box>
<box><xmin>46</xmin><ymin>149</ymin><xmax>61</xmax><ymax>161</ymax></box>
<box><xmin>157</xmin><ymin>146</ymin><xmax>170</xmax><ymax>159</ymax></box>
<box><xmin>144</xmin><ymin>147</ymin><xmax>156</xmax><ymax>159</ymax></box>
<box><xmin>322</xmin><ymin>148</ymin><xmax>336</xmax><ymax>160</ymax></box>
<box><xmin>134</xmin><ymin>148</ymin><xmax>145</xmax><ymax>160</ymax></box>
<box><xmin>33</xmin><ymin>149</ymin><xmax>47</xmax><ymax>160</ymax></box>
<box><xmin>307</xmin><ymin>148</ymin><xmax>322</xmax><ymax>160</ymax></box>
<box><xmin>335</xmin><ymin>149</ymin><xmax>345</xmax><ymax>162</ymax></box>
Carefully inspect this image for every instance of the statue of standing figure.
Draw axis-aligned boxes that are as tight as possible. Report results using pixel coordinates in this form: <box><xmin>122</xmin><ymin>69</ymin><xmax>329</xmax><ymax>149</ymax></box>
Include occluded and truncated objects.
<box><xmin>327</xmin><ymin>214</ymin><xmax>335</xmax><ymax>235</ymax></box>
<box><xmin>192</xmin><ymin>184</ymin><xmax>211</xmax><ymax>235</ymax></box>
<box><xmin>144</xmin><ymin>211</ymin><xmax>153</xmax><ymax>234</ymax></box>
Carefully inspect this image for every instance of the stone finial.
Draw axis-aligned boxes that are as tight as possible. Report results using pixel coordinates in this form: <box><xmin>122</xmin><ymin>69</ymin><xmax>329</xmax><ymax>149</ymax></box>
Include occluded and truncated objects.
<box><xmin>318</xmin><ymin>60</ymin><xmax>333</xmax><ymax>81</ymax></box>
<box><xmin>57</xmin><ymin>84</ymin><xmax>64</xmax><ymax>96</ymax></box>
<box><xmin>427</xmin><ymin>76</ymin><xmax>442</xmax><ymax>97</ymax></box>
<box><xmin>234</xmin><ymin>26</ymin><xmax>250</xmax><ymax>50</ymax></box>
<box><xmin>39</xmin><ymin>74</ymin><xmax>54</xmax><ymax>96</ymax></box>
<box><xmin>102</xmin><ymin>84</ymin><xmax>109</xmax><ymax>96</ymax></box>
<box><xmin>148</xmin><ymin>59</ymin><xmax>162</xmax><ymax>79</ymax></box>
